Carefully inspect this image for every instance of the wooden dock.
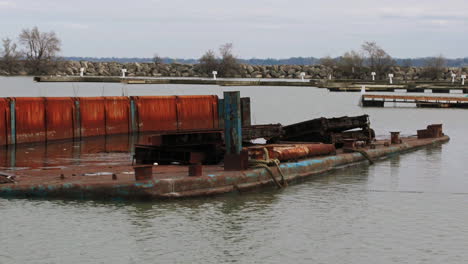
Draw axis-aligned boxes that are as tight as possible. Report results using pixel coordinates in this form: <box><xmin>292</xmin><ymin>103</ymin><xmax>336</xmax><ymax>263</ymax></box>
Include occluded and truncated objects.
<box><xmin>320</xmin><ymin>80</ymin><xmax>468</xmax><ymax>94</ymax></box>
<box><xmin>33</xmin><ymin>76</ymin><xmax>315</xmax><ymax>87</ymax></box>
<box><xmin>361</xmin><ymin>94</ymin><xmax>468</xmax><ymax>108</ymax></box>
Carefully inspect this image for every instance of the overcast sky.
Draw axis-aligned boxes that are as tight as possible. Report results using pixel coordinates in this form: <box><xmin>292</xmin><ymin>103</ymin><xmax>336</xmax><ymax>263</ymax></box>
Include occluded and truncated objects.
<box><xmin>0</xmin><ymin>0</ymin><xmax>467</xmax><ymax>59</ymax></box>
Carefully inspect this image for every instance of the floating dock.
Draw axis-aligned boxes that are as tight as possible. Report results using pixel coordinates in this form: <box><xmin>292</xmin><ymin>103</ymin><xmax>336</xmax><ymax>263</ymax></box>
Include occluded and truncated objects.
<box><xmin>33</xmin><ymin>76</ymin><xmax>315</xmax><ymax>87</ymax></box>
<box><xmin>320</xmin><ymin>80</ymin><xmax>468</xmax><ymax>93</ymax></box>
<box><xmin>361</xmin><ymin>94</ymin><xmax>468</xmax><ymax>108</ymax></box>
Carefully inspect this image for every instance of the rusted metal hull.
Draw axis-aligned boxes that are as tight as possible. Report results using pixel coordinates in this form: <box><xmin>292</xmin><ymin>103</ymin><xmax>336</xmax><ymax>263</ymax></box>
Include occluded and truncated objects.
<box><xmin>0</xmin><ymin>135</ymin><xmax>449</xmax><ymax>200</ymax></box>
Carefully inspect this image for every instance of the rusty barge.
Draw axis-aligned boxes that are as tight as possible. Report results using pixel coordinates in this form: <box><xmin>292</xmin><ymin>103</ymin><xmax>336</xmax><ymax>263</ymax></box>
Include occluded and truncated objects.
<box><xmin>0</xmin><ymin>91</ymin><xmax>450</xmax><ymax>200</ymax></box>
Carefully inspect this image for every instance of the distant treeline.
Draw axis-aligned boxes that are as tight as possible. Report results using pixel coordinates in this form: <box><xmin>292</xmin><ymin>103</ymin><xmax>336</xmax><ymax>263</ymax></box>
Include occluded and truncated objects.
<box><xmin>64</xmin><ymin>56</ymin><xmax>468</xmax><ymax>67</ymax></box>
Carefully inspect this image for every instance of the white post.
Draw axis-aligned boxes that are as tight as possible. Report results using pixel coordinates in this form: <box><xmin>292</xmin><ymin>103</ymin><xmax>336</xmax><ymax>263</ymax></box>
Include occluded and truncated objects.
<box><xmin>212</xmin><ymin>71</ymin><xmax>218</xmax><ymax>80</ymax></box>
<box><xmin>388</xmin><ymin>73</ymin><xmax>394</xmax><ymax>84</ymax></box>
<box><xmin>80</xmin><ymin>68</ymin><xmax>85</xmax><ymax>77</ymax></box>
<box><xmin>462</xmin><ymin>75</ymin><xmax>466</xmax><ymax>86</ymax></box>
<box><xmin>328</xmin><ymin>74</ymin><xmax>332</xmax><ymax>80</ymax></box>
<box><xmin>121</xmin><ymin>69</ymin><xmax>127</xmax><ymax>78</ymax></box>
<box><xmin>451</xmin><ymin>73</ymin><xmax>456</xmax><ymax>84</ymax></box>
<box><xmin>300</xmin><ymin>72</ymin><xmax>306</xmax><ymax>82</ymax></box>
<box><xmin>371</xmin><ymin>72</ymin><xmax>376</xmax><ymax>81</ymax></box>
<box><xmin>361</xmin><ymin>85</ymin><xmax>366</xmax><ymax>94</ymax></box>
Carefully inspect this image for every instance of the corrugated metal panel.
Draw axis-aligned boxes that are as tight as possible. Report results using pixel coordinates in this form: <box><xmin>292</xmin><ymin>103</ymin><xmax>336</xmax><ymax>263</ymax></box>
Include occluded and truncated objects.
<box><xmin>104</xmin><ymin>97</ymin><xmax>130</xmax><ymax>135</ymax></box>
<box><xmin>177</xmin><ymin>95</ymin><xmax>218</xmax><ymax>130</ymax></box>
<box><xmin>79</xmin><ymin>97</ymin><xmax>106</xmax><ymax>137</ymax></box>
<box><xmin>45</xmin><ymin>97</ymin><xmax>75</xmax><ymax>141</ymax></box>
<box><xmin>0</xmin><ymin>98</ymin><xmax>8</xmax><ymax>146</ymax></box>
<box><xmin>134</xmin><ymin>96</ymin><xmax>178</xmax><ymax>132</ymax></box>
<box><xmin>15</xmin><ymin>98</ymin><xmax>46</xmax><ymax>144</ymax></box>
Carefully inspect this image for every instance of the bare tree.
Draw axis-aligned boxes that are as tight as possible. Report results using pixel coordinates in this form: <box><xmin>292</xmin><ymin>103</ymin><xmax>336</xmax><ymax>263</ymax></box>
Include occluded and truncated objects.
<box><xmin>361</xmin><ymin>41</ymin><xmax>395</xmax><ymax>77</ymax></box>
<box><xmin>319</xmin><ymin>56</ymin><xmax>337</xmax><ymax>77</ymax></box>
<box><xmin>401</xmin><ymin>59</ymin><xmax>412</xmax><ymax>69</ymax></box>
<box><xmin>218</xmin><ymin>43</ymin><xmax>240</xmax><ymax>77</ymax></box>
<box><xmin>422</xmin><ymin>55</ymin><xmax>446</xmax><ymax>80</ymax></box>
<box><xmin>197</xmin><ymin>49</ymin><xmax>219</xmax><ymax>75</ymax></box>
<box><xmin>153</xmin><ymin>53</ymin><xmax>163</xmax><ymax>64</ymax></box>
<box><xmin>19</xmin><ymin>27</ymin><xmax>61</xmax><ymax>74</ymax></box>
<box><xmin>337</xmin><ymin>50</ymin><xmax>364</xmax><ymax>78</ymax></box>
<box><xmin>0</xmin><ymin>38</ymin><xmax>22</xmax><ymax>74</ymax></box>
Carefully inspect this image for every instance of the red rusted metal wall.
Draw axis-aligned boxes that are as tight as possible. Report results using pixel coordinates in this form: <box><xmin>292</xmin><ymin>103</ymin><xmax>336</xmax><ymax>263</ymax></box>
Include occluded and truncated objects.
<box><xmin>1</xmin><ymin>95</ymin><xmax>220</xmax><ymax>145</ymax></box>
<box><xmin>134</xmin><ymin>96</ymin><xmax>178</xmax><ymax>132</ymax></box>
<box><xmin>0</xmin><ymin>98</ymin><xmax>9</xmax><ymax>145</ymax></box>
<box><xmin>176</xmin><ymin>95</ymin><xmax>218</xmax><ymax>130</ymax></box>
<box><xmin>79</xmin><ymin>97</ymin><xmax>106</xmax><ymax>137</ymax></box>
<box><xmin>104</xmin><ymin>97</ymin><xmax>130</xmax><ymax>135</ymax></box>
<box><xmin>15</xmin><ymin>98</ymin><xmax>46</xmax><ymax>144</ymax></box>
<box><xmin>45</xmin><ymin>97</ymin><xmax>75</xmax><ymax>141</ymax></box>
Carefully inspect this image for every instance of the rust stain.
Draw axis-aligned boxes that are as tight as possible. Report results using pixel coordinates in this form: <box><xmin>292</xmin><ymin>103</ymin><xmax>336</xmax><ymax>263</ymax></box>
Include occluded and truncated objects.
<box><xmin>15</xmin><ymin>98</ymin><xmax>46</xmax><ymax>144</ymax></box>
<box><xmin>105</xmin><ymin>134</ymin><xmax>130</xmax><ymax>152</ymax></box>
<box><xmin>176</xmin><ymin>95</ymin><xmax>219</xmax><ymax>130</ymax></box>
<box><xmin>134</xmin><ymin>96</ymin><xmax>178</xmax><ymax>132</ymax></box>
<box><xmin>104</xmin><ymin>97</ymin><xmax>130</xmax><ymax>135</ymax></box>
<box><xmin>14</xmin><ymin>143</ymin><xmax>47</xmax><ymax>168</ymax></box>
<box><xmin>45</xmin><ymin>97</ymin><xmax>75</xmax><ymax>141</ymax></box>
<box><xmin>79</xmin><ymin>97</ymin><xmax>106</xmax><ymax>137</ymax></box>
<box><xmin>0</xmin><ymin>98</ymin><xmax>8</xmax><ymax>145</ymax></box>
<box><xmin>248</xmin><ymin>143</ymin><xmax>336</xmax><ymax>162</ymax></box>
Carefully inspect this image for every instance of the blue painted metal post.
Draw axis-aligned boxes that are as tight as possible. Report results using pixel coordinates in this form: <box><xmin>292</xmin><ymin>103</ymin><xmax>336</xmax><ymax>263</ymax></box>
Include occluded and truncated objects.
<box><xmin>224</xmin><ymin>91</ymin><xmax>242</xmax><ymax>154</ymax></box>
<box><xmin>9</xmin><ymin>99</ymin><xmax>15</xmax><ymax>145</ymax></box>
<box><xmin>9</xmin><ymin>99</ymin><xmax>16</xmax><ymax>167</ymax></box>
<box><xmin>130</xmin><ymin>97</ymin><xmax>138</xmax><ymax>134</ymax></box>
<box><xmin>73</xmin><ymin>99</ymin><xmax>81</xmax><ymax>139</ymax></box>
<box><xmin>129</xmin><ymin>97</ymin><xmax>138</xmax><ymax>157</ymax></box>
<box><xmin>224</xmin><ymin>91</ymin><xmax>247</xmax><ymax>171</ymax></box>
<box><xmin>218</xmin><ymin>98</ymin><xmax>224</xmax><ymax>129</ymax></box>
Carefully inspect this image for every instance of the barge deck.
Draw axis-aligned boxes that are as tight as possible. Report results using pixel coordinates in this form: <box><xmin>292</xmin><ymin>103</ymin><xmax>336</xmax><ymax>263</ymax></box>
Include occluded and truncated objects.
<box><xmin>0</xmin><ymin>135</ymin><xmax>449</xmax><ymax>200</ymax></box>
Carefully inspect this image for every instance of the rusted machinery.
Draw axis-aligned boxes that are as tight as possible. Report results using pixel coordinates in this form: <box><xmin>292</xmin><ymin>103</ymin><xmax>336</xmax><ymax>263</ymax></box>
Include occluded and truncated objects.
<box><xmin>417</xmin><ymin>124</ymin><xmax>444</xmax><ymax>139</ymax></box>
<box><xmin>134</xmin><ymin>114</ymin><xmax>373</xmax><ymax>166</ymax></box>
<box><xmin>279</xmin><ymin>115</ymin><xmax>375</xmax><ymax>146</ymax></box>
<box><xmin>133</xmin><ymin>92</ymin><xmax>375</xmax><ymax>167</ymax></box>
<box><xmin>134</xmin><ymin>124</ymin><xmax>283</xmax><ymax>165</ymax></box>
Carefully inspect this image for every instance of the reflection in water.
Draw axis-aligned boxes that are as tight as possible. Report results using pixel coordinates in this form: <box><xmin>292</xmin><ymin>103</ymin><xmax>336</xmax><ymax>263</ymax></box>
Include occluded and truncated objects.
<box><xmin>0</xmin><ymin>133</ymin><xmax>139</xmax><ymax>169</ymax></box>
